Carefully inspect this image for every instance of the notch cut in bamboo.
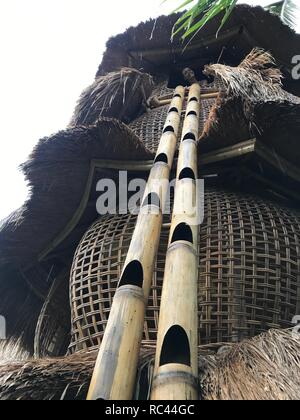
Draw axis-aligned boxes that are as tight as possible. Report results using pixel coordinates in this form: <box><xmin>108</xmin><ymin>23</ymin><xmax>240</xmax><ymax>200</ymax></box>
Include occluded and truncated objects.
<box><xmin>151</xmin><ymin>83</ymin><xmax>201</xmax><ymax>401</ymax></box>
<box><xmin>87</xmin><ymin>86</ymin><xmax>185</xmax><ymax>401</ymax></box>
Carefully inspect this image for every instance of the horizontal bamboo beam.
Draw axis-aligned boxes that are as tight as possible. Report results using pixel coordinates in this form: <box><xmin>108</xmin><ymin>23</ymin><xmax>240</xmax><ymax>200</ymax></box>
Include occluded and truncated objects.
<box><xmin>128</xmin><ymin>26</ymin><xmax>242</xmax><ymax>58</ymax></box>
<box><xmin>256</xmin><ymin>141</ymin><xmax>300</xmax><ymax>182</ymax></box>
<box><xmin>158</xmin><ymin>90</ymin><xmax>219</xmax><ymax>102</ymax></box>
<box><xmin>92</xmin><ymin>159</ymin><xmax>154</xmax><ymax>172</ymax></box>
<box><xmin>87</xmin><ymin>86</ymin><xmax>185</xmax><ymax>401</ymax></box>
<box><xmin>90</xmin><ymin>139</ymin><xmax>256</xmax><ymax>171</ymax></box>
<box><xmin>152</xmin><ymin>91</ymin><xmax>219</xmax><ymax>108</ymax></box>
<box><xmin>88</xmin><ymin>139</ymin><xmax>256</xmax><ymax>172</ymax></box>
<box><xmin>200</xmin><ymin>139</ymin><xmax>256</xmax><ymax>165</ymax></box>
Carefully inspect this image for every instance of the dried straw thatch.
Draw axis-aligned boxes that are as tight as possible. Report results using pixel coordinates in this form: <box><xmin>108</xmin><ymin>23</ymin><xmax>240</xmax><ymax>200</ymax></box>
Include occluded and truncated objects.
<box><xmin>0</xmin><ymin>118</ymin><xmax>152</xmax><ymax>267</ymax></box>
<box><xmin>0</xmin><ymin>339</ymin><xmax>30</xmax><ymax>363</ymax></box>
<box><xmin>0</xmin><ymin>349</ymin><xmax>96</xmax><ymax>400</ymax></box>
<box><xmin>0</xmin><ymin>330</ymin><xmax>299</xmax><ymax>400</ymax></box>
<box><xmin>0</xmin><ymin>118</ymin><xmax>153</xmax><ymax>353</ymax></box>
<box><xmin>97</xmin><ymin>6</ymin><xmax>300</xmax><ymax>96</ymax></box>
<box><xmin>200</xmin><ymin>49</ymin><xmax>300</xmax><ymax>166</ymax></box>
<box><xmin>200</xmin><ymin>329</ymin><xmax>300</xmax><ymax>400</ymax></box>
<box><xmin>0</xmin><ymin>346</ymin><xmax>156</xmax><ymax>401</ymax></box>
<box><xmin>0</xmin><ymin>265</ymin><xmax>44</xmax><ymax>355</ymax></box>
<box><xmin>205</xmin><ymin>48</ymin><xmax>284</xmax><ymax>101</ymax></box>
<box><xmin>70</xmin><ymin>68</ymin><xmax>153</xmax><ymax>127</ymax></box>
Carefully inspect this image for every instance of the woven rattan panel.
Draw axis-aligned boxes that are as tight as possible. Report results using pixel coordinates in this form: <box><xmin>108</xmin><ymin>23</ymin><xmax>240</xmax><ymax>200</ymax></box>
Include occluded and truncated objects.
<box><xmin>69</xmin><ymin>188</ymin><xmax>300</xmax><ymax>353</ymax></box>
<box><xmin>129</xmin><ymin>98</ymin><xmax>215</xmax><ymax>153</ymax></box>
<box><xmin>151</xmin><ymin>82</ymin><xmax>174</xmax><ymax>98</ymax></box>
<box><xmin>130</xmin><ymin>105</ymin><xmax>170</xmax><ymax>152</ymax></box>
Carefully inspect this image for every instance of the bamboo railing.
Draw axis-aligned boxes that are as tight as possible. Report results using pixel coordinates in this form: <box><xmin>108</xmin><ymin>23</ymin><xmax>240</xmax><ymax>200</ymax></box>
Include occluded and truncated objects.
<box><xmin>87</xmin><ymin>86</ymin><xmax>185</xmax><ymax>400</ymax></box>
<box><xmin>154</xmin><ymin>91</ymin><xmax>217</xmax><ymax>107</ymax></box>
<box><xmin>151</xmin><ymin>84</ymin><xmax>201</xmax><ymax>400</ymax></box>
<box><xmin>149</xmin><ymin>90</ymin><xmax>218</xmax><ymax>109</ymax></box>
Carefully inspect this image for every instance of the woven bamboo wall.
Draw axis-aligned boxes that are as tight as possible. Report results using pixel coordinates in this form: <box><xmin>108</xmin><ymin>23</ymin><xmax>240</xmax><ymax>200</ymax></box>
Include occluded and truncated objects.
<box><xmin>129</xmin><ymin>79</ymin><xmax>219</xmax><ymax>153</ymax></box>
<box><xmin>69</xmin><ymin>188</ymin><xmax>300</xmax><ymax>353</ymax></box>
<box><xmin>129</xmin><ymin>98</ymin><xmax>215</xmax><ymax>153</ymax></box>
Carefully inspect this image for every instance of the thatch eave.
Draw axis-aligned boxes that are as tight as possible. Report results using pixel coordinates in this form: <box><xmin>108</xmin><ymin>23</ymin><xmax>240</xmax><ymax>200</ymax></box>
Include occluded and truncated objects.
<box><xmin>0</xmin><ymin>118</ymin><xmax>154</xmax><ymax>352</ymax></box>
<box><xmin>69</xmin><ymin>68</ymin><xmax>154</xmax><ymax>128</ymax></box>
<box><xmin>97</xmin><ymin>5</ymin><xmax>300</xmax><ymax>95</ymax></box>
<box><xmin>200</xmin><ymin>50</ymin><xmax>300</xmax><ymax>169</ymax></box>
<box><xmin>0</xmin><ymin>329</ymin><xmax>299</xmax><ymax>400</ymax></box>
<box><xmin>0</xmin><ymin>118</ymin><xmax>153</xmax><ymax>268</ymax></box>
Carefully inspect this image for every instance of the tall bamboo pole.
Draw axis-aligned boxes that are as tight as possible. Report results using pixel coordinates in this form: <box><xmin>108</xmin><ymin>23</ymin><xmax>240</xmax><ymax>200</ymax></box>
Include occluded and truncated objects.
<box><xmin>87</xmin><ymin>86</ymin><xmax>185</xmax><ymax>400</ymax></box>
<box><xmin>151</xmin><ymin>83</ymin><xmax>201</xmax><ymax>401</ymax></box>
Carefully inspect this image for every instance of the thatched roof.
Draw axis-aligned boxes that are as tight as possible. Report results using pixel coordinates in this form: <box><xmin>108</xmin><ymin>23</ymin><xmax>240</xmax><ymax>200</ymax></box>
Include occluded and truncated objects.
<box><xmin>2</xmin><ymin>7</ymin><xmax>295</xmax><ymax>270</ymax></box>
<box><xmin>0</xmin><ymin>329</ymin><xmax>299</xmax><ymax>400</ymax></box>
<box><xmin>200</xmin><ymin>49</ymin><xmax>300</xmax><ymax>167</ymax></box>
<box><xmin>97</xmin><ymin>5</ymin><xmax>300</xmax><ymax>95</ymax></box>
<box><xmin>200</xmin><ymin>329</ymin><xmax>300</xmax><ymax>400</ymax></box>
<box><xmin>70</xmin><ymin>68</ymin><xmax>153</xmax><ymax>127</ymax></box>
<box><xmin>0</xmin><ymin>118</ymin><xmax>152</xmax><ymax>352</ymax></box>
<box><xmin>0</xmin><ymin>118</ymin><xmax>152</xmax><ymax>267</ymax></box>
<box><xmin>1</xmin><ymin>6</ymin><xmax>299</xmax><ymax>269</ymax></box>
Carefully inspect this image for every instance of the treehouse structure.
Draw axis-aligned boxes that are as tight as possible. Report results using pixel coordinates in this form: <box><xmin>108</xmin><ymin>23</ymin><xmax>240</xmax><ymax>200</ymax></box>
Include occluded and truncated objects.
<box><xmin>0</xmin><ymin>5</ymin><xmax>300</xmax><ymax>400</ymax></box>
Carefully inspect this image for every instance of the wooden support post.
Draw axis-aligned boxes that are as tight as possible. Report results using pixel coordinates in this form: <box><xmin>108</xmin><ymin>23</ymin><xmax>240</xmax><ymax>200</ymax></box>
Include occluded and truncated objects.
<box><xmin>151</xmin><ymin>83</ymin><xmax>201</xmax><ymax>401</ymax></box>
<box><xmin>87</xmin><ymin>86</ymin><xmax>185</xmax><ymax>401</ymax></box>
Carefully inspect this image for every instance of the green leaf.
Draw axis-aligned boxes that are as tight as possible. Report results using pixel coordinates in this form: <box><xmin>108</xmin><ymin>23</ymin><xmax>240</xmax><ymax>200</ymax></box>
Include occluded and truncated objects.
<box><xmin>216</xmin><ymin>0</ymin><xmax>238</xmax><ymax>36</ymax></box>
<box><xmin>182</xmin><ymin>3</ymin><xmax>225</xmax><ymax>38</ymax></box>
<box><xmin>164</xmin><ymin>0</ymin><xmax>298</xmax><ymax>40</ymax></box>
<box><xmin>280</xmin><ymin>0</ymin><xmax>298</xmax><ymax>30</ymax></box>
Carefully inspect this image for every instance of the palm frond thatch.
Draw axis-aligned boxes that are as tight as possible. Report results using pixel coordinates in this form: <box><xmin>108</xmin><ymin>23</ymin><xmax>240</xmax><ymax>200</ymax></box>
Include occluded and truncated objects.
<box><xmin>204</xmin><ymin>48</ymin><xmax>284</xmax><ymax>101</ymax></box>
<box><xmin>96</xmin><ymin>7</ymin><xmax>300</xmax><ymax>100</ymax></box>
<box><xmin>70</xmin><ymin>68</ymin><xmax>154</xmax><ymax>127</ymax></box>
<box><xmin>0</xmin><ymin>330</ymin><xmax>299</xmax><ymax>400</ymax></box>
<box><xmin>0</xmin><ymin>347</ymin><xmax>156</xmax><ymax>401</ymax></box>
<box><xmin>0</xmin><ymin>339</ymin><xmax>30</xmax><ymax>363</ymax></box>
<box><xmin>200</xmin><ymin>49</ymin><xmax>300</xmax><ymax>166</ymax></box>
<box><xmin>0</xmin><ymin>118</ymin><xmax>154</xmax><ymax>355</ymax></box>
<box><xmin>200</xmin><ymin>329</ymin><xmax>300</xmax><ymax>400</ymax></box>
<box><xmin>0</xmin><ymin>118</ymin><xmax>153</xmax><ymax>266</ymax></box>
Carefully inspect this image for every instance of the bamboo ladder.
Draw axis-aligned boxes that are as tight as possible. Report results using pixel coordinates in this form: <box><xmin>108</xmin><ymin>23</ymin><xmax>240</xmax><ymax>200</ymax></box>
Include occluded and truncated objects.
<box><xmin>87</xmin><ymin>85</ymin><xmax>185</xmax><ymax>400</ymax></box>
<box><xmin>151</xmin><ymin>83</ymin><xmax>201</xmax><ymax>400</ymax></box>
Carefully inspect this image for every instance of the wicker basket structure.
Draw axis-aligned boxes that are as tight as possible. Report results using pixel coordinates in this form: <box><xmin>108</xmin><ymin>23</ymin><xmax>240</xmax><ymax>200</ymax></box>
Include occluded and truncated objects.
<box><xmin>69</xmin><ymin>188</ymin><xmax>300</xmax><ymax>353</ymax></box>
<box><xmin>129</xmin><ymin>98</ymin><xmax>215</xmax><ymax>153</ymax></box>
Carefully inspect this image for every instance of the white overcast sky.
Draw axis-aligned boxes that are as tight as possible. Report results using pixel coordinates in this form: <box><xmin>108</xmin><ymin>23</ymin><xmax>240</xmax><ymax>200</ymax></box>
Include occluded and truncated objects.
<box><xmin>0</xmin><ymin>0</ymin><xmax>298</xmax><ymax>220</ymax></box>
